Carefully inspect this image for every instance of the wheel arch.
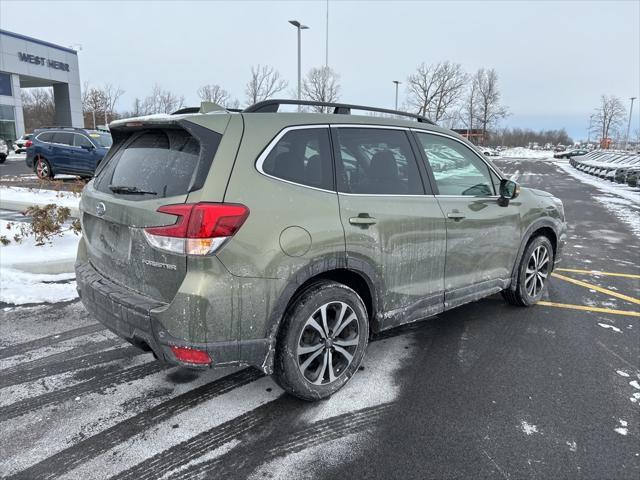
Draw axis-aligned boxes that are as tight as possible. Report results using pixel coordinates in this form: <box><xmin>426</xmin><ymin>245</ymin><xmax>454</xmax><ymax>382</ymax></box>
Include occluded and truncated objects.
<box><xmin>261</xmin><ymin>258</ymin><xmax>378</xmax><ymax>374</ymax></box>
<box><xmin>508</xmin><ymin>218</ymin><xmax>560</xmax><ymax>291</ymax></box>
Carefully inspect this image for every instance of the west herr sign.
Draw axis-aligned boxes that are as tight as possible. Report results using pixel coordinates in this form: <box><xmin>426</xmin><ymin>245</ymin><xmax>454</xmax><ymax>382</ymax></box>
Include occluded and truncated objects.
<box><xmin>18</xmin><ymin>52</ymin><xmax>70</xmax><ymax>72</ymax></box>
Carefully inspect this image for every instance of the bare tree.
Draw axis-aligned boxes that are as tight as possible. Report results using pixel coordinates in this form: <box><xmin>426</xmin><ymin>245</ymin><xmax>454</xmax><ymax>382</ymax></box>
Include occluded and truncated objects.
<box><xmin>21</xmin><ymin>88</ymin><xmax>56</xmax><ymax>132</ymax></box>
<box><xmin>81</xmin><ymin>82</ymin><xmax>124</xmax><ymax>127</ymax></box>
<box><xmin>197</xmin><ymin>84</ymin><xmax>232</xmax><ymax>106</ymax></box>
<box><xmin>406</xmin><ymin>61</ymin><xmax>468</xmax><ymax>122</ymax></box>
<box><xmin>473</xmin><ymin>68</ymin><xmax>508</xmax><ymax>145</ymax></box>
<box><xmin>142</xmin><ymin>84</ymin><xmax>185</xmax><ymax>114</ymax></box>
<box><xmin>302</xmin><ymin>66</ymin><xmax>340</xmax><ymax>112</ymax></box>
<box><xmin>591</xmin><ymin>95</ymin><xmax>626</xmax><ymax>145</ymax></box>
<box><xmin>102</xmin><ymin>83</ymin><xmax>124</xmax><ymax>125</ymax></box>
<box><xmin>81</xmin><ymin>84</ymin><xmax>106</xmax><ymax>128</ymax></box>
<box><xmin>245</xmin><ymin>65</ymin><xmax>288</xmax><ymax>105</ymax></box>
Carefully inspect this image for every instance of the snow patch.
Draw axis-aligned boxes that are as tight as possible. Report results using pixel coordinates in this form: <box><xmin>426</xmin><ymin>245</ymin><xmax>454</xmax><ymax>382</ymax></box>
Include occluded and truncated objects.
<box><xmin>501</xmin><ymin>148</ymin><xmax>553</xmax><ymax>159</ymax></box>
<box><xmin>616</xmin><ymin>370</ymin><xmax>630</xmax><ymax>377</ymax></box>
<box><xmin>0</xmin><ymin>185</ymin><xmax>81</xmax><ymax>210</ymax></box>
<box><xmin>630</xmin><ymin>380</ymin><xmax>640</xmax><ymax>390</ymax></box>
<box><xmin>598</xmin><ymin>323</ymin><xmax>621</xmax><ymax>333</ymax></box>
<box><xmin>555</xmin><ymin>162</ymin><xmax>640</xmax><ymax>205</ymax></box>
<box><xmin>566</xmin><ymin>440</ymin><xmax>577</xmax><ymax>452</ymax></box>
<box><xmin>520</xmin><ymin>420</ymin><xmax>539</xmax><ymax>435</ymax></box>
<box><xmin>0</xmin><ymin>220</ymin><xmax>80</xmax><ymax>305</ymax></box>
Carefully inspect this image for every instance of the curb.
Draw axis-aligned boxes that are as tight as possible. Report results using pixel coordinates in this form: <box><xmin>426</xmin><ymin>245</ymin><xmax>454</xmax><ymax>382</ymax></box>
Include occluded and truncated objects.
<box><xmin>0</xmin><ymin>197</ymin><xmax>80</xmax><ymax>217</ymax></box>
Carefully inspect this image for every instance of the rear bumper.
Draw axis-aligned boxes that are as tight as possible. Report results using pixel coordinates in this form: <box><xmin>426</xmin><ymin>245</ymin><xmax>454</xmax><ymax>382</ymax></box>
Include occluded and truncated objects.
<box><xmin>75</xmin><ymin>261</ymin><xmax>270</xmax><ymax>370</ymax></box>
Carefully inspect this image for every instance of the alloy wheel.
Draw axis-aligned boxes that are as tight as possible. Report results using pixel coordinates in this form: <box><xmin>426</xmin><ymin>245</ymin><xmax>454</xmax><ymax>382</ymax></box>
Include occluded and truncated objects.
<box><xmin>296</xmin><ymin>301</ymin><xmax>360</xmax><ymax>385</ymax></box>
<box><xmin>525</xmin><ymin>245</ymin><xmax>550</xmax><ymax>297</ymax></box>
<box><xmin>36</xmin><ymin>159</ymin><xmax>49</xmax><ymax>178</ymax></box>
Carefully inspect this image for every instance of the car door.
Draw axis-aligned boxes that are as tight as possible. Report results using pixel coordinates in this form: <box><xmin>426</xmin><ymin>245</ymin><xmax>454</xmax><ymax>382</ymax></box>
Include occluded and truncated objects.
<box><xmin>72</xmin><ymin>133</ymin><xmax>97</xmax><ymax>173</ymax></box>
<box><xmin>413</xmin><ymin>130</ymin><xmax>521</xmax><ymax>309</ymax></box>
<box><xmin>332</xmin><ymin>126</ymin><xmax>446</xmax><ymax>330</ymax></box>
<box><xmin>50</xmin><ymin>131</ymin><xmax>75</xmax><ymax>173</ymax></box>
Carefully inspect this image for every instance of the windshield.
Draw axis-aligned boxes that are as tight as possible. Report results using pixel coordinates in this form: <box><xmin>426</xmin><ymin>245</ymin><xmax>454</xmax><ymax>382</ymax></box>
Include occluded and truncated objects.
<box><xmin>88</xmin><ymin>132</ymin><xmax>113</xmax><ymax>148</ymax></box>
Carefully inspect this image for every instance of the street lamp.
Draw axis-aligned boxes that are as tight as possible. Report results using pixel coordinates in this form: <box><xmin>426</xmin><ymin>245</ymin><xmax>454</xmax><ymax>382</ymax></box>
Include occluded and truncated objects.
<box><xmin>289</xmin><ymin>20</ymin><xmax>309</xmax><ymax>111</ymax></box>
<box><xmin>624</xmin><ymin>96</ymin><xmax>637</xmax><ymax>151</ymax></box>
<box><xmin>392</xmin><ymin>80</ymin><xmax>401</xmax><ymax>111</ymax></box>
<box><xmin>587</xmin><ymin>114</ymin><xmax>594</xmax><ymax>145</ymax></box>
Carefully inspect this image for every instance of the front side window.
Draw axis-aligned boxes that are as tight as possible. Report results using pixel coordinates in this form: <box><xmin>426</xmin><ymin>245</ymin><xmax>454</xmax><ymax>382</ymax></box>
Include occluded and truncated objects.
<box><xmin>334</xmin><ymin>128</ymin><xmax>424</xmax><ymax>195</ymax></box>
<box><xmin>74</xmin><ymin>134</ymin><xmax>93</xmax><ymax>148</ymax></box>
<box><xmin>261</xmin><ymin>128</ymin><xmax>333</xmax><ymax>190</ymax></box>
<box><xmin>416</xmin><ymin>132</ymin><xmax>496</xmax><ymax>196</ymax></box>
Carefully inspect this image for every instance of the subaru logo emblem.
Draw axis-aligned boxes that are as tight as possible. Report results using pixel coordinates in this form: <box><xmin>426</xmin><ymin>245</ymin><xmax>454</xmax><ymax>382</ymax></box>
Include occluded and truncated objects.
<box><xmin>96</xmin><ymin>202</ymin><xmax>106</xmax><ymax>217</ymax></box>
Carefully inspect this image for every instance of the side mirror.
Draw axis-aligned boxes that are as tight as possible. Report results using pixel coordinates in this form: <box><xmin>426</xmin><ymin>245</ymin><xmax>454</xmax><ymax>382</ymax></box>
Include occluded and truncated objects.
<box><xmin>498</xmin><ymin>179</ymin><xmax>520</xmax><ymax>206</ymax></box>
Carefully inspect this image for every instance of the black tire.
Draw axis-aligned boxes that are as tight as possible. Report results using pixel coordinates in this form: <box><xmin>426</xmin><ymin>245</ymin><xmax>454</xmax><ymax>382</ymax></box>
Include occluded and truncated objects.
<box><xmin>502</xmin><ymin>235</ymin><xmax>554</xmax><ymax>306</ymax></box>
<box><xmin>35</xmin><ymin>157</ymin><xmax>53</xmax><ymax>179</ymax></box>
<box><xmin>274</xmin><ymin>281</ymin><xmax>369</xmax><ymax>401</ymax></box>
<box><xmin>0</xmin><ymin>154</ymin><xmax>6</xmax><ymax>164</ymax></box>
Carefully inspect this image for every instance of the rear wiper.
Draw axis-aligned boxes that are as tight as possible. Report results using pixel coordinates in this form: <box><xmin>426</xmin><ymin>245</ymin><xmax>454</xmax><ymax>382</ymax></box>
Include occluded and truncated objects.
<box><xmin>109</xmin><ymin>185</ymin><xmax>157</xmax><ymax>195</ymax></box>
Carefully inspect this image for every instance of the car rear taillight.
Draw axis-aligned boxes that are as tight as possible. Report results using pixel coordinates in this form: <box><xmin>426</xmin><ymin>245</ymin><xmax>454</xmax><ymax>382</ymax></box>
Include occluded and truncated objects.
<box><xmin>143</xmin><ymin>203</ymin><xmax>249</xmax><ymax>256</ymax></box>
<box><xmin>170</xmin><ymin>345</ymin><xmax>211</xmax><ymax>365</ymax></box>
<box><xmin>25</xmin><ymin>140</ymin><xmax>33</xmax><ymax>148</ymax></box>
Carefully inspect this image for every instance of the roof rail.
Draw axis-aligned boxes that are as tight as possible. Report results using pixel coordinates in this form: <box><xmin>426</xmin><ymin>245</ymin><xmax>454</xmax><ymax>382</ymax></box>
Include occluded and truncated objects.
<box><xmin>243</xmin><ymin>99</ymin><xmax>435</xmax><ymax>124</ymax></box>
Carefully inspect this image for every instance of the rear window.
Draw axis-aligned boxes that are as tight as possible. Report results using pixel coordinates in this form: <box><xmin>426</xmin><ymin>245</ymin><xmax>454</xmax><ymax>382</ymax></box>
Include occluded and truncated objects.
<box><xmin>95</xmin><ymin>128</ymin><xmax>213</xmax><ymax>199</ymax></box>
<box><xmin>37</xmin><ymin>132</ymin><xmax>54</xmax><ymax>143</ymax></box>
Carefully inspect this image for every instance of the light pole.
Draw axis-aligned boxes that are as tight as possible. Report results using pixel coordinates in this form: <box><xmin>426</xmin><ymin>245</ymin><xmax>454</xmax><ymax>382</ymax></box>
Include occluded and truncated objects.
<box><xmin>587</xmin><ymin>114</ymin><xmax>594</xmax><ymax>145</ymax></box>
<box><xmin>289</xmin><ymin>20</ymin><xmax>309</xmax><ymax>111</ymax></box>
<box><xmin>624</xmin><ymin>96</ymin><xmax>637</xmax><ymax>151</ymax></box>
<box><xmin>392</xmin><ymin>80</ymin><xmax>401</xmax><ymax>111</ymax></box>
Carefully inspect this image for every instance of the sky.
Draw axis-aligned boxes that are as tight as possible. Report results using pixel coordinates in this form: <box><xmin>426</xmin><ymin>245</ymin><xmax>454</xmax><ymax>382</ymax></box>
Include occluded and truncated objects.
<box><xmin>1</xmin><ymin>0</ymin><xmax>639</xmax><ymax>141</ymax></box>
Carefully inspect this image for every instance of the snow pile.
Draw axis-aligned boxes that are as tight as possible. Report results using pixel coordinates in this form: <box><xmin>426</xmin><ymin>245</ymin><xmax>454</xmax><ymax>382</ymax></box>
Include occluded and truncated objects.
<box><xmin>500</xmin><ymin>148</ymin><xmax>554</xmax><ymax>159</ymax></box>
<box><xmin>555</xmin><ymin>163</ymin><xmax>640</xmax><ymax>205</ymax></box>
<box><xmin>0</xmin><ymin>220</ymin><xmax>80</xmax><ymax>305</ymax></box>
<box><xmin>0</xmin><ymin>186</ymin><xmax>81</xmax><ymax>213</ymax></box>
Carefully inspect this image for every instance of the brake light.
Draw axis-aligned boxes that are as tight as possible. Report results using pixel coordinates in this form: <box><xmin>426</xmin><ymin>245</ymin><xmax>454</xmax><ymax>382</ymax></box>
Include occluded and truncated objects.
<box><xmin>25</xmin><ymin>140</ymin><xmax>33</xmax><ymax>148</ymax></box>
<box><xmin>143</xmin><ymin>203</ymin><xmax>249</xmax><ymax>255</ymax></box>
<box><xmin>170</xmin><ymin>345</ymin><xmax>211</xmax><ymax>365</ymax></box>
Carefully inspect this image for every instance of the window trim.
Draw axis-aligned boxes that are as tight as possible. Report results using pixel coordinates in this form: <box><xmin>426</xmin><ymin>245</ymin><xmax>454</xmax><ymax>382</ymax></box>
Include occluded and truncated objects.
<box><xmin>411</xmin><ymin>128</ymin><xmax>504</xmax><ymax>198</ymax></box>
<box><xmin>36</xmin><ymin>130</ymin><xmax>95</xmax><ymax>149</ymax></box>
<box><xmin>254</xmin><ymin>124</ymin><xmax>336</xmax><ymax>194</ymax></box>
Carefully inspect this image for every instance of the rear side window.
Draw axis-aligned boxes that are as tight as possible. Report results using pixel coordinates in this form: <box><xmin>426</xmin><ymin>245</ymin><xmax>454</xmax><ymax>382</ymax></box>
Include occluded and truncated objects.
<box><xmin>37</xmin><ymin>132</ymin><xmax>54</xmax><ymax>143</ymax></box>
<box><xmin>52</xmin><ymin>132</ymin><xmax>73</xmax><ymax>145</ymax></box>
<box><xmin>334</xmin><ymin>128</ymin><xmax>424</xmax><ymax>195</ymax></box>
<box><xmin>260</xmin><ymin>128</ymin><xmax>333</xmax><ymax>190</ymax></box>
<box><xmin>95</xmin><ymin>128</ymin><xmax>208</xmax><ymax>199</ymax></box>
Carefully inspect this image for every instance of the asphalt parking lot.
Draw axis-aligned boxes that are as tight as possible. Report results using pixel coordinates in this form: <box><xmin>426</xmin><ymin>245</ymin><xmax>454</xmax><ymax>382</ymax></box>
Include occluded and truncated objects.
<box><xmin>1</xmin><ymin>157</ymin><xmax>638</xmax><ymax>479</ymax></box>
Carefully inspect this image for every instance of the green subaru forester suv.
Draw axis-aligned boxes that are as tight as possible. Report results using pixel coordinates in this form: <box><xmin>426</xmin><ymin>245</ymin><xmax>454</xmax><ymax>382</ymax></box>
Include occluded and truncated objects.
<box><xmin>76</xmin><ymin>100</ymin><xmax>566</xmax><ymax>400</ymax></box>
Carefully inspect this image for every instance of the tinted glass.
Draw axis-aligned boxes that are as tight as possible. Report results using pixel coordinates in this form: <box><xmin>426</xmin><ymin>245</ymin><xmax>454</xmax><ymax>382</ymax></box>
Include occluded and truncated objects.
<box><xmin>335</xmin><ymin>128</ymin><xmax>424</xmax><ymax>195</ymax></box>
<box><xmin>0</xmin><ymin>72</ymin><xmax>11</xmax><ymax>96</ymax></box>
<box><xmin>261</xmin><ymin>128</ymin><xmax>333</xmax><ymax>190</ymax></box>
<box><xmin>416</xmin><ymin>133</ymin><xmax>495</xmax><ymax>196</ymax></box>
<box><xmin>95</xmin><ymin>129</ymin><xmax>201</xmax><ymax>199</ymax></box>
<box><xmin>37</xmin><ymin>132</ymin><xmax>54</xmax><ymax>143</ymax></box>
<box><xmin>52</xmin><ymin>132</ymin><xmax>74</xmax><ymax>145</ymax></box>
<box><xmin>74</xmin><ymin>134</ymin><xmax>93</xmax><ymax>148</ymax></box>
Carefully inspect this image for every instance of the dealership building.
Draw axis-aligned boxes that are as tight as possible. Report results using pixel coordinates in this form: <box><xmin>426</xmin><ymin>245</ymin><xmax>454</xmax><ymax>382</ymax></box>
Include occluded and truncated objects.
<box><xmin>0</xmin><ymin>29</ymin><xmax>82</xmax><ymax>142</ymax></box>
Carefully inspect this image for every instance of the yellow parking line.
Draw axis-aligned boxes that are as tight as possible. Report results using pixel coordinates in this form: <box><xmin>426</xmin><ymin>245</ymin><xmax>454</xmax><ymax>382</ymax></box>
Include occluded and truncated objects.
<box><xmin>551</xmin><ymin>272</ymin><xmax>640</xmax><ymax>305</ymax></box>
<box><xmin>538</xmin><ymin>301</ymin><xmax>640</xmax><ymax>317</ymax></box>
<box><xmin>555</xmin><ymin>268</ymin><xmax>640</xmax><ymax>280</ymax></box>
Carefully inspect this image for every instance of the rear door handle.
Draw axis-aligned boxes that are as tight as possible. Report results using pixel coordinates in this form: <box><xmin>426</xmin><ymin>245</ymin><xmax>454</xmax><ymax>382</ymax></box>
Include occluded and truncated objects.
<box><xmin>447</xmin><ymin>212</ymin><xmax>466</xmax><ymax>221</ymax></box>
<box><xmin>349</xmin><ymin>214</ymin><xmax>377</xmax><ymax>226</ymax></box>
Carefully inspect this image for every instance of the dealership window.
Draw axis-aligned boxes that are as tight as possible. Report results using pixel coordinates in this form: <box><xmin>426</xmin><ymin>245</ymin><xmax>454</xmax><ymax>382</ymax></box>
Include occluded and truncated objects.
<box><xmin>0</xmin><ymin>72</ymin><xmax>12</xmax><ymax>97</ymax></box>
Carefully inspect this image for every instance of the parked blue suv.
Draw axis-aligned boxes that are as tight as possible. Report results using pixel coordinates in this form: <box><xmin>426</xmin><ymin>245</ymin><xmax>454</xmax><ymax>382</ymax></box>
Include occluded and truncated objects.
<box><xmin>26</xmin><ymin>127</ymin><xmax>112</xmax><ymax>179</ymax></box>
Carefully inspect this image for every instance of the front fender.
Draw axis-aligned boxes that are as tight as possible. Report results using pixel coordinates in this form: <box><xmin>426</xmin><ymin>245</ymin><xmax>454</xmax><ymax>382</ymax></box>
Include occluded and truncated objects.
<box><xmin>508</xmin><ymin>216</ymin><xmax>566</xmax><ymax>291</ymax></box>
